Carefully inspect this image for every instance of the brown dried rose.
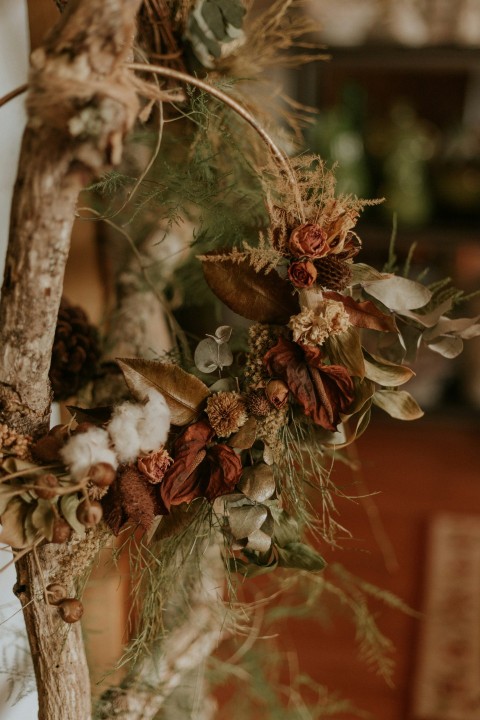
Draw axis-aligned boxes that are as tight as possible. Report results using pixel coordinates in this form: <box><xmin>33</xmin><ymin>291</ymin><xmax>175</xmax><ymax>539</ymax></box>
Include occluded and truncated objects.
<box><xmin>288</xmin><ymin>260</ymin><xmax>317</xmax><ymax>289</ymax></box>
<box><xmin>138</xmin><ymin>448</ymin><xmax>173</xmax><ymax>484</ymax></box>
<box><xmin>263</xmin><ymin>336</ymin><xmax>354</xmax><ymax>431</ymax></box>
<box><xmin>265</xmin><ymin>379</ymin><xmax>289</xmax><ymax>409</ymax></box>
<box><xmin>160</xmin><ymin>420</ymin><xmax>242</xmax><ymax>511</ymax></box>
<box><xmin>288</xmin><ymin>224</ymin><xmax>328</xmax><ymax>258</ymax></box>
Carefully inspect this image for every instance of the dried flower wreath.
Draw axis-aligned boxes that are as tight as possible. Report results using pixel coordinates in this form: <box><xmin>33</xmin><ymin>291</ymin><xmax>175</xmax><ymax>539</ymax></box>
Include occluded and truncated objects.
<box><xmin>1</xmin><ymin>10</ymin><xmax>479</xmax><ymax>713</ymax></box>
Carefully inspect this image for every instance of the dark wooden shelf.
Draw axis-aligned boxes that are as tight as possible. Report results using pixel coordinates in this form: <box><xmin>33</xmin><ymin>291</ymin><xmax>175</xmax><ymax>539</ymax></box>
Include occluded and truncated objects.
<box><xmin>319</xmin><ymin>44</ymin><xmax>480</xmax><ymax>71</ymax></box>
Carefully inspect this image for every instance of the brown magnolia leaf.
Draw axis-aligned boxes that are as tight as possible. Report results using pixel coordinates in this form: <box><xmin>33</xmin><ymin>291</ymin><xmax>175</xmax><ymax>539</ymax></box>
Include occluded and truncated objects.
<box><xmin>363</xmin><ymin>351</ymin><xmax>415</xmax><ymax>387</ymax></box>
<box><xmin>228</xmin><ymin>417</ymin><xmax>257</xmax><ymax>450</ymax></box>
<box><xmin>117</xmin><ymin>358</ymin><xmax>210</xmax><ymax>426</ymax></box>
<box><xmin>327</xmin><ymin>327</ymin><xmax>365</xmax><ymax>378</ymax></box>
<box><xmin>202</xmin><ymin>255</ymin><xmax>299</xmax><ymax>324</ymax></box>
<box><xmin>324</xmin><ymin>291</ymin><xmax>398</xmax><ymax>333</ymax></box>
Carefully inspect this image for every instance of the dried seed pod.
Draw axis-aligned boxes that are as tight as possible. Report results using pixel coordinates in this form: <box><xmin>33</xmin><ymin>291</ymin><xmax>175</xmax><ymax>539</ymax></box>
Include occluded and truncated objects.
<box><xmin>46</xmin><ymin>583</ymin><xmax>67</xmax><ymax>606</ymax></box>
<box><xmin>35</xmin><ymin>473</ymin><xmax>59</xmax><ymax>500</ymax></box>
<box><xmin>58</xmin><ymin>598</ymin><xmax>84</xmax><ymax>624</ymax></box>
<box><xmin>315</xmin><ymin>256</ymin><xmax>353</xmax><ymax>291</ymax></box>
<box><xmin>246</xmin><ymin>391</ymin><xmax>270</xmax><ymax>418</ymax></box>
<box><xmin>88</xmin><ymin>462</ymin><xmax>116</xmax><ymax>488</ymax></box>
<box><xmin>72</xmin><ymin>422</ymin><xmax>95</xmax><ymax>436</ymax></box>
<box><xmin>31</xmin><ymin>435</ymin><xmax>63</xmax><ymax>464</ymax></box>
<box><xmin>50</xmin><ymin>518</ymin><xmax>73</xmax><ymax>544</ymax></box>
<box><xmin>265</xmin><ymin>379</ymin><xmax>289</xmax><ymax>409</ymax></box>
<box><xmin>76</xmin><ymin>500</ymin><xmax>103</xmax><ymax>527</ymax></box>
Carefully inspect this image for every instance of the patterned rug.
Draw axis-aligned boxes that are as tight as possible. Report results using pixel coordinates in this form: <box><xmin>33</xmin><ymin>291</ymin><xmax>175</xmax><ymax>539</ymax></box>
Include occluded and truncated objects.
<box><xmin>412</xmin><ymin>514</ymin><xmax>480</xmax><ymax>720</ymax></box>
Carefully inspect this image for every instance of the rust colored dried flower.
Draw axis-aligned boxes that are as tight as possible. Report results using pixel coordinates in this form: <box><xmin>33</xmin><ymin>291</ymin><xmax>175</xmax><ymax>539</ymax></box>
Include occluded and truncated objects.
<box><xmin>206</xmin><ymin>392</ymin><xmax>248</xmax><ymax>438</ymax></box>
<box><xmin>265</xmin><ymin>379</ymin><xmax>289</xmax><ymax>409</ymax></box>
<box><xmin>246</xmin><ymin>391</ymin><xmax>271</xmax><ymax>418</ymax></box>
<box><xmin>138</xmin><ymin>449</ymin><xmax>173</xmax><ymax>484</ymax></box>
<box><xmin>288</xmin><ymin>260</ymin><xmax>317</xmax><ymax>289</ymax></box>
<box><xmin>288</xmin><ymin>224</ymin><xmax>328</xmax><ymax>259</ymax></box>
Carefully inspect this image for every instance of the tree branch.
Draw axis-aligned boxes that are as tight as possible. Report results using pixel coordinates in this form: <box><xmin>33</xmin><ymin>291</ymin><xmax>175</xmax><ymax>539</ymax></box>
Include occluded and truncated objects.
<box><xmin>0</xmin><ymin>1</ymin><xmax>141</xmax><ymax>718</ymax></box>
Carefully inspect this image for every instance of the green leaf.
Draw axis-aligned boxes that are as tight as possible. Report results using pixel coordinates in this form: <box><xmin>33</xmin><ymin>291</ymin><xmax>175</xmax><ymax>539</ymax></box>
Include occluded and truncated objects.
<box><xmin>214</xmin><ymin>0</ymin><xmax>246</xmax><ymax>28</ymax></box>
<box><xmin>202</xmin><ymin>255</ymin><xmax>299</xmax><ymax>324</ymax></box>
<box><xmin>277</xmin><ymin>542</ymin><xmax>326</xmax><ymax>572</ymax></box>
<box><xmin>31</xmin><ymin>499</ymin><xmax>56</xmax><ymax>542</ymax></box>
<box><xmin>373</xmin><ymin>389</ymin><xmax>423</xmax><ymax>420</ymax></box>
<box><xmin>194</xmin><ymin>337</ymin><xmax>233</xmax><ymax>373</ymax></box>
<box><xmin>363</xmin><ymin>351</ymin><xmax>415</xmax><ymax>387</ymax></box>
<box><xmin>117</xmin><ymin>358</ymin><xmax>209</xmax><ymax>426</ymax></box>
<box><xmin>202</xmin><ymin>0</ymin><xmax>227</xmax><ymax>40</ymax></box>
<box><xmin>60</xmin><ymin>494</ymin><xmax>85</xmax><ymax>536</ymax></box>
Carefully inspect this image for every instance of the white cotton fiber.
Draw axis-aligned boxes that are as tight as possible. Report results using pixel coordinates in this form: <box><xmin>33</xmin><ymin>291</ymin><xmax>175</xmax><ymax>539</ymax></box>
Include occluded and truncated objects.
<box><xmin>108</xmin><ymin>389</ymin><xmax>171</xmax><ymax>463</ymax></box>
<box><xmin>61</xmin><ymin>427</ymin><xmax>118</xmax><ymax>481</ymax></box>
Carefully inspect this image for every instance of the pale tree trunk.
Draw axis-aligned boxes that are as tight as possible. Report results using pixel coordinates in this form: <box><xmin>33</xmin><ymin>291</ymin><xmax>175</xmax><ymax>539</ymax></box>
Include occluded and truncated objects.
<box><xmin>0</xmin><ymin>1</ymin><xmax>141</xmax><ymax>718</ymax></box>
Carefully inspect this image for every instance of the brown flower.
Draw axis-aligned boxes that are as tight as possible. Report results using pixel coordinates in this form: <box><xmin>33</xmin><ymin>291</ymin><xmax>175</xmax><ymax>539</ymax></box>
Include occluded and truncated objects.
<box><xmin>288</xmin><ymin>224</ymin><xmax>328</xmax><ymax>258</ymax></box>
<box><xmin>206</xmin><ymin>392</ymin><xmax>248</xmax><ymax>438</ymax></box>
<box><xmin>288</xmin><ymin>260</ymin><xmax>317</xmax><ymax>289</ymax></box>
<box><xmin>161</xmin><ymin>421</ymin><xmax>242</xmax><ymax>511</ymax></box>
<box><xmin>138</xmin><ymin>448</ymin><xmax>173</xmax><ymax>484</ymax></box>
<box><xmin>264</xmin><ymin>337</ymin><xmax>354</xmax><ymax>431</ymax></box>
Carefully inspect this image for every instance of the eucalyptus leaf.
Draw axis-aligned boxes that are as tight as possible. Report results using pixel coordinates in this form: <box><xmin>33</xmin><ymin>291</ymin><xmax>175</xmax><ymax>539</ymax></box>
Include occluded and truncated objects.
<box><xmin>373</xmin><ymin>389</ymin><xmax>423</xmax><ymax>420</ymax></box>
<box><xmin>207</xmin><ymin>325</ymin><xmax>233</xmax><ymax>344</ymax></box>
<box><xmin>117</xmin><ymin>358</ymin><xmax>209</xmax><ymax>425</ymax></box>
<box><xmin>228</xmin><ymin>554</ymin><xmax>278</xmax><ymax>578</ymax></box>
<box><xmin>60</xmin><ymin>494</ymin><xmax>85</xmax><ymax>537</ymax></box>
<box><xmin>350</xmin><ymin>263</ymin><xmax>386</xmax><ymax>284</ymax></box>
<box><xmin>213</xmin><ymin>0</ymin><xmax>246</xmax><ymax>28</ymax></box>
<box><xmin>237</xmin><ymin>463</ymin><xmax>275</xmax><ymax>502</ymax></box>
<box><xmin>201</xmin><ymin>0</ymin><xmax>227</xmax><ymax>40</ymax></box>
<box><xmin>270</xmin><ymin>507</ymin><xmax>299</xmax><ymax>547</ymax></box>
<box><xmin>363</xmin><ymin>351</ymin><xmax>415</xmax><ymax>387</ymax></box>
<box><xmin>363</xmin><ymin>276</ymin><xmax>432</xmax><ymax>311</ymax></box>
<box><xmin>194</xmin><ymin>337</ymin><xmax>233</xmax><ymax>373</ymax></box>
<box><xmin>424</xmin><ymin>315</ymin><xmax>480</xmax><ymax>341</ymax></box>
<box><xmin>277</xmin><ymin>542</ymin><xmax>326</xmax><ymax>572</ymax></box>
<box><xmin>227</xmin><ymin>504</ymin><xmax>268</xmax><ymax>539</ymax></box>
<box><xmin>246</xmin><ymin>528</ymin><xmax>272</xmax><ymax>553</ymax></box>
<box><xmin>400</xmin><ymin>297</ymin><xmax>454</xmax><ymax>328</ymax></box>
<box><xmin>209</xmin><ymin>378</ymin><xmax>236</xmax><ymax>393</ymax></box>
<box><xmin>228</xmin><ymin>417</ymin><xmax>257</xmax><ymax>450</ymax></box>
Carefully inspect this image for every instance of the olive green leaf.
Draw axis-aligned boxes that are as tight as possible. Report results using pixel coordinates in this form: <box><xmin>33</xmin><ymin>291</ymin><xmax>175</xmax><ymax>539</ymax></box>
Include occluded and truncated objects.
<box><xmin>31</xmin><ymin>499</ymin><xmax>56</xmax><ymax>542</ymax></box>
<box><xmin>117</xmin><ymin>358</ymin><xmax>210</xmax><ymax>426</ymax></box>
<box><xmin>276</xmin><ymin>542</ymin><xmax>326</xmax><ymax>572</ymax></box>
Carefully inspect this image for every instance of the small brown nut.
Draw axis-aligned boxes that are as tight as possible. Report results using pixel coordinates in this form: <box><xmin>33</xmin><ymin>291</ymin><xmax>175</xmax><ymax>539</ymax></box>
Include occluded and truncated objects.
<box><xmin>46</xmin><ymin>583</ymin><xmax>67</xmax><ymax>606</ymax></box>
<box><xmin>31</xmin><ymin>435</ymin><xmax>63</xmax><ymax>463</ymax></box>
<box><xmin>265</xmin><ymin>379</ymin><xmax>289</xmax><ymax>409</ymax></box>
<box><xmin>48</xmin><ymin>424</ymin><xmax>70</xmax><ymax>443</ymax></box>
<box><xmin>88</xmin><ymin>462</ymin><xmax>116</xmax><ymax>488</ymax></box>
<box><xmin>35</xmin><ymin>473</ymin><xmax>59</xmax><ymax>500</ymax></box>
<box><xmin>50</xmin><ymin>518</ymin><xmax>73</xmax><ymax>544</ymax></box>
<box><xmin>76</xmin><ymin>500</ymin><xmax>103</xmax><ymax>527</ymax></box>
<box><xmin>58</xmin><ymin>598</ymin><xmax>84</xmax><ymax>624</ymax></box>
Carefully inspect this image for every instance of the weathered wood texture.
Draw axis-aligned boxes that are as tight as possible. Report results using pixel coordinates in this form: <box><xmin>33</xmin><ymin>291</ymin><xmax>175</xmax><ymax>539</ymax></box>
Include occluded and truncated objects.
<box><xmin>0</xmin><ymin>1</ymin><xmax>141</xmax><ymax>718</ymax></box>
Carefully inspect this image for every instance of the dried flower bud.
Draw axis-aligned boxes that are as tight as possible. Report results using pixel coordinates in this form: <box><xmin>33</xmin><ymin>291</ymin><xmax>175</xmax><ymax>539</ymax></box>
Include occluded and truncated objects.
<box><xmin>288</xmin><ymin>260</ymin><xmax>317</xmax><ymax>289</ymax></box>
<box><xmin>31</xmin><ymin>435</ymin><xmax>63</xmax><ymax>464</ymax></box>
<box><xmin>73</xmin><ymin>422</ymin><xmax>95</xmax><ymax>436</ymax></box>
<box><xmin>48</xmin><ymin>424</ymin><xmax>70</xmax><ymax>444</ymax></box>
<box><xmin>35</xmin><ymin>473</ymin><xmax>59</xmax><ymax>500</ymax></box>
<box><xmin>265</xmin><ymin>379</ymin><xmax>289</xmax><ymax>409</ymax></box>
<box><xmin>46</xmin><ymin>583</ymin><xmax>67</xmax><ymax>606</ymax></box>
<box><xmin>76</xmin><ymin>500</ymin><xmax>103</xmax><ymax>527</ymax></box>
<box><xmin>58</xmin><ymin>598</ymin><xmax>84</xmax><ymax>624</ymax></box>
<box><xmin>137</xmin><ymin>449</ymin><xmax>172</xmax><ymax>484</ymax></box>
<box><xmin>289</xmin><ymin>224</ymin><xmax>328</xmax><ymax>258</ymax></box>
<box><xmin>50</xmin><ymin>518</ymin><xmax>73</xmax><ymax>544</ymax></box>
<box><xmin>88</xmin><ymin>462</ymin><xmax>116</xmax><ymax>488</ymax></box>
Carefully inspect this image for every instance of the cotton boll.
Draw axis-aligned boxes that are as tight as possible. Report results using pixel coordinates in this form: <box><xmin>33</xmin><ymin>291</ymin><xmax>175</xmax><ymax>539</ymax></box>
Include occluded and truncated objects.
<box><xmin>136</xmin><ymin>389</ymin><xmax>171</xmax><ymax>454</ymax></box>
<box><xmin>61</xmin><ymin>427</ymin><xmax>118</xmax><ymax>481</ymax></box>
<box><xmin>108</xmin><ymin>402</ymin><xmax>144</xmax><ymax>463</ymax></box>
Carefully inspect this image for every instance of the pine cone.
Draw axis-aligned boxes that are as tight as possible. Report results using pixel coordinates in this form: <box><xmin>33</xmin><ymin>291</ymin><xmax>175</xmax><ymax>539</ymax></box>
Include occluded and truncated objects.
<box><xmin>315</xmin><ymin>257</ymin><xmax>353</xmax><ymax>291</ymax></box>
<box><xmin>49</xmin><ymin>299</ymin><xmax>101</xmax><ymax>401</ymax></box>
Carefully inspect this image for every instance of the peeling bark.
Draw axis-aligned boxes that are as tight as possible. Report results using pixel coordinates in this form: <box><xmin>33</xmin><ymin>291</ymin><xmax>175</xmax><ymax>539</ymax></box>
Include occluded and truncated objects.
<box><xmin>0</xmin><ymin>1</ymin><xmax>141</xmax><ymax>718</ymax></box>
